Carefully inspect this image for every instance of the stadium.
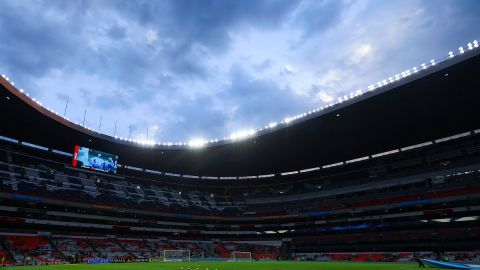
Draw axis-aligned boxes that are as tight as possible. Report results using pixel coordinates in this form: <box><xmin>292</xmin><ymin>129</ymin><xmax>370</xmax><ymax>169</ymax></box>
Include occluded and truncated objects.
<box><xmin>1</xmin><ymin>2</ymin><xmax>480</xmax><ymax>270</ymax></box>
<box><xmin>0</xmin><ymin>40</ymin><xmax>479</xmax><ymax>270</ymax></box>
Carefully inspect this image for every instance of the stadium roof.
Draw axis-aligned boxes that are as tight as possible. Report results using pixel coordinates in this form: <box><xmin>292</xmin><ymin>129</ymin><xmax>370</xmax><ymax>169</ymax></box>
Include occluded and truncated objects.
<box><xmin>1</xmin><ymin>48</ymin><xmax>480</xmax><ymax>176</ymax></box>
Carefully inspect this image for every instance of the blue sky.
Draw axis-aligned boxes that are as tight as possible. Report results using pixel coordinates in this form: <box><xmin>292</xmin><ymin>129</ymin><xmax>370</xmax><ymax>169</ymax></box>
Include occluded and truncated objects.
<box><xmin>1</xmin><ymin>0</ymin><xmax>479</xmax><ymax>143</ymax></box>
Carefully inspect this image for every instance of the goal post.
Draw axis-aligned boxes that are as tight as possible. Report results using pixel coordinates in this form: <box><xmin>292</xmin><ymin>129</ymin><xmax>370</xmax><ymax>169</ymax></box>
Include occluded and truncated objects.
<box><xmin>163</xmin><ymin>250</ymin><xmax>191</xmax><ymax>262</ymax></box>
<box><xmin>232</xmin><ymin>251</ymin><xmax>252</xmax><ymax>261</ymax></box>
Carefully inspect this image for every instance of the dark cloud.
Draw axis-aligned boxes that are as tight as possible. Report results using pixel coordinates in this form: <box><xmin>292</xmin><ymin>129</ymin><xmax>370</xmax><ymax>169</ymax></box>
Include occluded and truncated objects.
<box><xmin>294</xmin><ymin>0</ymin><xmax>346</xmax><ymax>39</ymax></box>
<box><xmin>220</xmin><ymin>65</ymin><xmax>313</xmax><ymax>126</ymax></box>
<box><xmin>94</xmin><ymin>92</ymin><xmax>130</xmax><ymax>110</ymax></box>
<box><xmin>254</xmin><ymin>59</ymin><xmax>275</xmax><ymax>72</ymax></box>
<box><xmin>0</xmin><ymin>0</ymin><xmax>478</xmax><ymax>142</ymax></box>
<box><xmin>55</xmin><ymin>92</ymin><xmax>73</xmax><ymax>105</ymax></box>
<box><xmin>165</xmin><ymin>0</ymin><xmax>298</xmax><ymax>51</ymax></box>
<box><xmin>142</xmin><ymin>95</ymin><xmax>229</xmax><ymax>141</ymax></box>
<box><xmin>0</xmin><ymin>2</ymin><xmax>80</xmax><ymax>89</ymax></box>
<box><xmin>107</xmin><ymin>24</ymin><xmax>127</xmax><ymax>40</ymax></box>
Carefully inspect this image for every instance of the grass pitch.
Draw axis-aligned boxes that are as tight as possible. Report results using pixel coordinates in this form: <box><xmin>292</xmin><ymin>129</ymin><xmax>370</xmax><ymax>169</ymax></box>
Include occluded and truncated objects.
<box><xmin>15</xmin><ymin>261</ymin><xmax>429</xmax><ymax>270</ymax></box>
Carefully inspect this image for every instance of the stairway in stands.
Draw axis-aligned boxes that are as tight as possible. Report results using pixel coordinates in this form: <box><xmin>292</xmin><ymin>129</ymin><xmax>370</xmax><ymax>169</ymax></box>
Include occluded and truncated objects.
<box><xmin>279</xmin><ymin>241</ymin><xmax>292</xmax><ymax>260</ymax></box>
<box><xmin>214</xmin><ymin>244</ymin><xmax>230</xmax><ymax>258</ymax></box>
<box><xmin>47</xmin><ymin>236</ymin><xmax>67</xmax><ymax>262</ymax></box>
<box><xmin>0</xmin><ymin>236</ymin><xmax>16</xmax><ymax>265</ymax></box>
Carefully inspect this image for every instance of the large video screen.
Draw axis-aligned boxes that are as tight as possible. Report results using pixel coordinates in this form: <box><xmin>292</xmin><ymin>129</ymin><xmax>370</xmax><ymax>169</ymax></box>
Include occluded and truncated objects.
<box><xmin>72</xmin><ymin>145</ymin><xmax>118</xmax><ymax>173</ymax></box>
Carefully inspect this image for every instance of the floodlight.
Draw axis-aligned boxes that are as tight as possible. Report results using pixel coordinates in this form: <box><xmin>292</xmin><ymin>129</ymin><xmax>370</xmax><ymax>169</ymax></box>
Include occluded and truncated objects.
<box><xmin>189</xmin><ymin>139</ymin><xmax>206</xmax><ymax>148</ymax></box>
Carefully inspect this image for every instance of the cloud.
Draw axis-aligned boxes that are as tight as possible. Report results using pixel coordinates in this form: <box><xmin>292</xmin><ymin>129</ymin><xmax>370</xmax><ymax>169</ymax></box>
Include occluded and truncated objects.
<box><xmin>293</xmin><ymin>0</ymin><xmax>347</xmax><ymax>39</ymax></box>
<box><xmin>145</xmin><ymin>29</ymin><xmax>158</xmax><ymax>43</ymax></box>
<box><xmin>284</xmin><ymin>65</ymin><xmax>294</xmax><ymax>74</ymax></box>
<box><xmin>0</xmin><ymin>0</ymin><xmax>479</xmax><ymax>143</ymax></box>
<box><xmin>350</xmin><ymin>44</ymin><xmax>373</xmax><ymax>64</ymax></box>
<box><xmin>316</xmin><ymin>91</ymin><xmax>334</xmax><ymax>103</ymax></box>
<box><xmin>216</xmin><ymin>64</ymin><xmax>315</xmax><ymax>132</ymax></box>
<box><xmin>107</xmin><ymin>24</ymin><xmax>127</xmax><ymax>40</ymax></box>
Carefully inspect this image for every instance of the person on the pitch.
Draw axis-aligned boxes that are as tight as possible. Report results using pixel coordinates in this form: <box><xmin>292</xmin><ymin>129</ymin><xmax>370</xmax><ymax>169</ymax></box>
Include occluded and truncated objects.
<box><xmin>414</xmin><ymin>254</ymin><xmax>426</xmax><ymax>268</ymax></box>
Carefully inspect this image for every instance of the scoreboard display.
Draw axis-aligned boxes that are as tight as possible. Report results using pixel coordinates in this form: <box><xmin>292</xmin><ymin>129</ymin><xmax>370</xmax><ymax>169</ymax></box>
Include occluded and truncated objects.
<box><xmin>72</xmin><ymin>145</ymin><xmax>118</xmax><ymax>173</ymax></box>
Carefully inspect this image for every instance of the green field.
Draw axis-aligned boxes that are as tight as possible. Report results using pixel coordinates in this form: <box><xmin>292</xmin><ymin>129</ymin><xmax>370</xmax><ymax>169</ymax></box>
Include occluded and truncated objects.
<box><xmin>14</xmin><ymin>261</ymin><xmax>430</xmax><ymax>270</ymax></box>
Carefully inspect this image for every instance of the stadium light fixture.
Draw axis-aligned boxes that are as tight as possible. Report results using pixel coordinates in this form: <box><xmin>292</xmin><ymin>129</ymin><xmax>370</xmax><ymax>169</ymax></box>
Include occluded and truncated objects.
<box><xmin>430</xmin><ymin>59</ymin><xmax>436</xmax><ymax>66</ymax></box>
<box><xmin>474</xmin><ymin>40</ymin><xmax>478</xmax><ymax>48</ymax></box>
<box><xmin>268</xmin><ymin>122</ymin><xmax>277</xmax><ymax>128</ymax></box>
<box><xmin>459</xmin><ymin>47</ymin><xmax>464</xmax><ymax>54</ymax></box>
<box><xmin>188</xmin><ymin>139</ymin><xmax>206</xmax><ymax>148</ymax></box>
<box><xmin>449</xmin><ymin>51</ymin><xmax>454</xmax><ymax>58</ymax></box>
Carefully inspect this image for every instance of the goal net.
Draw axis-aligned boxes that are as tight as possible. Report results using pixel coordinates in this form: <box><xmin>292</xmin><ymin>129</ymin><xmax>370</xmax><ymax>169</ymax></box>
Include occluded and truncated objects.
<box><xmin>163</xmin><ymin>250</ymin><xmax>190</xmax><ymax>262</ymax></box>
<box><xmin>231</xmin><ymin>251</ymin><xmax>252</xmax><ymax>261</ymax></box>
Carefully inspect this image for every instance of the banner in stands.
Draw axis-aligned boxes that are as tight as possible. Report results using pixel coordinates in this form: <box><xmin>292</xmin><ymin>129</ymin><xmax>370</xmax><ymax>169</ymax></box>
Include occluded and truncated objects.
<box><xmin>72</xmin><ymin>145</ymin><xmax>118</xmax><ymax>173</ymax></box>
<box><xmin>83</xmin><ymin>258</ymin><xmax>112</xmax><ymax>264</ymax></box>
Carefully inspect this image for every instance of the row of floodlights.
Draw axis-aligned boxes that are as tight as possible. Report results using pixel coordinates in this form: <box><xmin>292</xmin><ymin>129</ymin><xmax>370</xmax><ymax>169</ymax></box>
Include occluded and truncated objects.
<box><xmin>1</xmin><ymin>39</ymin><xmax>478</xmax><ymax>148</ymax></box>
